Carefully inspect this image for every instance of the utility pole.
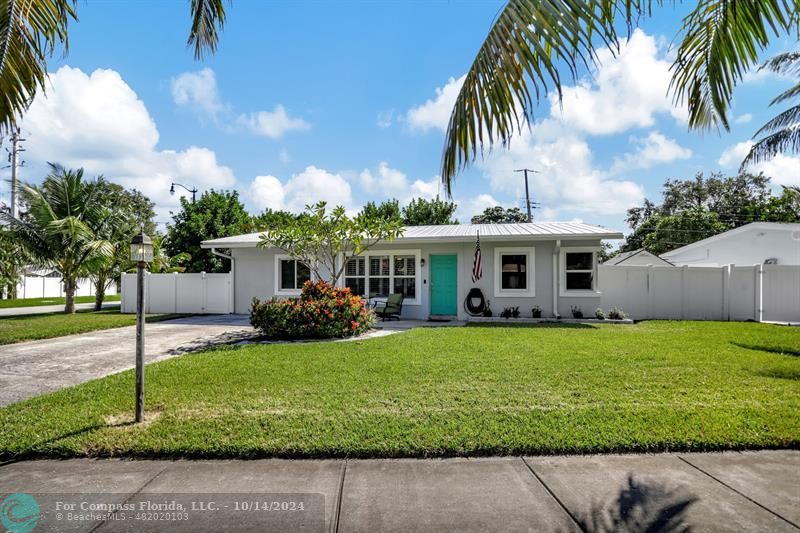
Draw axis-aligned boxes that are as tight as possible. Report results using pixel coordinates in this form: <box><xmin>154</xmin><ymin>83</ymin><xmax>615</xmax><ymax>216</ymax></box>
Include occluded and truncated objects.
<box><xmin>514</xmin><ymin>168</ymin><xmax>539</xmax><ymax>222</ymax></box>
<box><xmin>7</xmin><ymin>128</ymin><xmax>25</xmax><ymax>219</ymax></box>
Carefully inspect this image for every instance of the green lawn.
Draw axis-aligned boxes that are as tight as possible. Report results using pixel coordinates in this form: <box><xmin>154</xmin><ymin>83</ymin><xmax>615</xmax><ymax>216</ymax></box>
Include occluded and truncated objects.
<box><xmin>0</xmin><ymin>309</ymin><xmax>187</xmax><ymax>345</ymax></box>
<box><xmin>0</xmin><ymin>294</ymin><xmax>121</xmax><ymax>309</ymax></box>
<box><xmin>1</xmin><ymin>321</ymin><xmax>798</xmax><ymax>459</ymax></box>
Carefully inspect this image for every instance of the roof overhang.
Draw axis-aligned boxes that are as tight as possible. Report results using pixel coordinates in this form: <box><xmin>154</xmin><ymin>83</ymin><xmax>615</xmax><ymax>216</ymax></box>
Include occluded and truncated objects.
<box><xmin>201</xmin><ymin>231</ymin><xmax>624</xmax><ymax>249</ymax></box>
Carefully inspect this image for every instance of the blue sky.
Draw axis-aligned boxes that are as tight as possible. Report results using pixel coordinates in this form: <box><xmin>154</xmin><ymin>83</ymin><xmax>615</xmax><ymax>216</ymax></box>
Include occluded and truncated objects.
<box><xmin>3</xmin><ymin>1</ymin><xmax>798</xmax><ymax>239</ymax></box>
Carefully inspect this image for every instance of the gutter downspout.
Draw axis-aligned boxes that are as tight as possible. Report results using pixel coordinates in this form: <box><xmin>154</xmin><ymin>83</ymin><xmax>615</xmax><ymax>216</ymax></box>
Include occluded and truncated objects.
<box><xmin>211</xmin><ymin>248</ymin><xmax>235</xmax><ymax>314</ymax></box>
<box><xmin>552</xmin><ymin>239</ymin><xmax>561</xmax><ymax>318</ymax></box>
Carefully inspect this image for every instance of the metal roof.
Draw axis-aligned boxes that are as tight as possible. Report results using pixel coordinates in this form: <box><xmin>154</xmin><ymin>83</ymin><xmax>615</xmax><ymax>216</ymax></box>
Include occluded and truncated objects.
<box><xmin>201</xmin><ymin>222</ymin><xmax>623</xmax><ymax>248</ymax></box>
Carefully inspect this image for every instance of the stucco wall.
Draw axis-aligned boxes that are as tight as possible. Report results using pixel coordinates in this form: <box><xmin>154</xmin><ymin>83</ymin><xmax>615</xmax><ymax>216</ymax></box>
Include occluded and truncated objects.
<box><xmin>662</xmin><ymin>225</ymin><xmax>800</xmax><ymax>266</ymax></box>
<box><xmin>230</xmin><ymin>238</ymin><xmax>605</xmax><ymax>318</ymax></box>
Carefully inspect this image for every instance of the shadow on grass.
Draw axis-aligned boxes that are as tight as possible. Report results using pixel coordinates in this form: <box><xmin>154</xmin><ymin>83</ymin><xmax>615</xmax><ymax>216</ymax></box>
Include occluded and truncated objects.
<box><xmin>576</xmin><ymin>475</ymin><xmax>698</xmax><ymax>533</ymax></box>
<box><xmin>752</xmin><ymin>367</ymin><xmax>800</xmax><ymax>381</ymax></box>
<box><xmin>731</xmin><ymin>342</ymin><xmax>800</xmax><ymax>357</ymax></box>
<box><xmin>466</xmin><ymin>322</ymin><xmax>597</xmax><ymax>329</ymax></box>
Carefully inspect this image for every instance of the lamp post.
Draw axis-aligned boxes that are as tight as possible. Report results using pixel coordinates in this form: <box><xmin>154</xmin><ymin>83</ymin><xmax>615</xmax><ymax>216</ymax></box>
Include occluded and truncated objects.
<box><xmin>130</xmin><ymin>231</ymin><xmax>154</xmax><ymax>423</ymax></box>
<box><xmin>170</xmin><ymin>182</ymin><xmax>198</xmax><ymax>203</ymax></box>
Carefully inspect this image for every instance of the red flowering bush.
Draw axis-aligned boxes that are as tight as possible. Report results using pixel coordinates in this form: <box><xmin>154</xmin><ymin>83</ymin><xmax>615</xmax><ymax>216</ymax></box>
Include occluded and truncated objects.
<box><xmin>250</xmin><ymin>280</ymin><xmax>375</xmax><ymax>340</ymax></box>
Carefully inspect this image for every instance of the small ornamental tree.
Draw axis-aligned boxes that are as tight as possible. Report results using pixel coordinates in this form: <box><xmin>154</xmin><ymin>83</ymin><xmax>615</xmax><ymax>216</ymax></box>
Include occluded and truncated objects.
<box><xmin>258</xmin><ymin>201</ymin><xmax>404</xmax><ymax>285</ymax></box>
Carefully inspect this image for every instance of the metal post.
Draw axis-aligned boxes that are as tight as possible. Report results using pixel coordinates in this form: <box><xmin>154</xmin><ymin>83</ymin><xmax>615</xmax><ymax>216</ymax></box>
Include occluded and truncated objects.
<box><xmin>135</xmin><ymin>261</ymin><xmax>146</xmax><ymax>422</ymax></box>
<box><xmin>9</xmin><ymin>129</ymin><xmax>19</xmax><ymax>219</ymax></box>
<box><xmin>523</xmin><ymin>169</ymin><xmax>532</xmax><ymax>222</ymax></box>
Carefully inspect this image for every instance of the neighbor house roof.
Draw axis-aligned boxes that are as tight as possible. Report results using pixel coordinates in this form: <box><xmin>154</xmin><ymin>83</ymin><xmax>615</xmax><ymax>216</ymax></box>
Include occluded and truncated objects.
<box><xmin>603</xmin><ymin>248</ymin><xmax>674</xmax><ymax>266</ymax></box>
<box><xmin>660</xmin><ymin>222</ymin><xmax>800</xmax><ymax>259</ymax></box>
<box><xmin>201</xmin><ymin>222</ymin><xmax>624</xmax><ymax>248</ymax></box>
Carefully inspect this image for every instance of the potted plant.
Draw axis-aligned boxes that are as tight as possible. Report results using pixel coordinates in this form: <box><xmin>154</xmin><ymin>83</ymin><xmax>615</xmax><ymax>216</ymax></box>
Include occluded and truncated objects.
<box><xmin>511</xmin><ymin>306</ymin><xmax>520</xmax><ymax>318</ymax></box>
<box><xmin>608</xmin><ymin>307</ymin><xmax>626</xmax><ymax>320</ymax></box>
<box><xmin>594</xmin><ymin>308</ymin><xmax>605</xmax><ymax>320</ymax></box>
<box><xmin>571</xmin><ymin>305</ymin><xmax>583</xmax><ymax>319</ymax></box>
<box><xmin>531</xmin><ymin>305</ymin><xmax>542</xmax><ymax>318</ymax></box>
<box><xmin>482</xmin><ymin>299</ymin><xmax>493</xmax><ymax>317</ymax></box>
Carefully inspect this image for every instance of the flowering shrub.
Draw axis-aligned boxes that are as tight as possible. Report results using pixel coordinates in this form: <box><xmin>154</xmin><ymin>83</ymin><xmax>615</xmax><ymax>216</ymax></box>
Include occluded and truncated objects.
<box><xmin>250</xmin><ymin>280</ymin><xmax>375</xmax><ymax>340</ymax></box>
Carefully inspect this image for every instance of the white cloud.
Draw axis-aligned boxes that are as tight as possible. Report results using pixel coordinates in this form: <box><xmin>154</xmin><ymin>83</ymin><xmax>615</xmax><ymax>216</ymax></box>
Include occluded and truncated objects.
<box><xmin>551</xmin><ymin>29</ymin><xmax>687</xmax><ymax>135</ymax></box>
<box><xmin>21</xmin><ymin>66</ymin><xmax>235</xmax><ymax>220</ymax></box>
<box><xmin>409</xmin><ymin>176</ymin><xmax>441</xmax><ymax>199</ymax></box>
<box><xmin>171</xmin><ymin>68</ymin><xmax>225</xmax><ymax>120</ymax></box>
<box><xmin>718</xmin><ymin>141</ymin><xmax>754</xmax><ymax>168</ymax></box>
<box><xmin>359</xmin><ymin>162</ymin><xmax>408</xmax><ymax>194</ymax></box>
<box><xmin>238</xmin><ymin>105</ymin><xmax>311</xmax><ymax>139</ymax></box>
<box><xmin>478</xmin><ymin>119</ymin><xmax>645</xmax><ymax>215</ymax></box>
<box><xmin>734</xmin><ymin>113</ymin><xmax>753</xmax><ymax>124</ymax></box>
<box><xmin>247</xmin><ymin>165</ymin><xmax>352</xmax><ymax>213</ymax></box>
<box><xmin>611</xmin><ymin>131</ymin><xmax>692</xmax><ymax>173</ymax></box>
<box><xmin>406</xmin><ymin>75</ymin><xmax>465</xmax><ymax>132</ymax></box>
<box><xmin>376</xmin><ymin>109</ymin><xmax>394</xmax><ymax>128</ymax></box>
<box><xmin>719</xmin><ymin>140</ymin><xmax>800</xmax><ymax>187</ymax></box>
<box><xmin>248</xmin><ymin>175</ymin><xmax>285</xmax><ymax>211</ymax></box>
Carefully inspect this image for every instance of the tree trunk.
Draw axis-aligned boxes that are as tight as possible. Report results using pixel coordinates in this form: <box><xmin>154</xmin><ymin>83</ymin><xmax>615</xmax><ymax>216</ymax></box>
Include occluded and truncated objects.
<box><xmin>64</xmin><ymin>277</ymin><xmax>76</xmax><ymax>314</ymax></box>
<box><xmin>94</xmin><ymin>276</ymin><xmax>106</xmax><ymax>311</ymax></box>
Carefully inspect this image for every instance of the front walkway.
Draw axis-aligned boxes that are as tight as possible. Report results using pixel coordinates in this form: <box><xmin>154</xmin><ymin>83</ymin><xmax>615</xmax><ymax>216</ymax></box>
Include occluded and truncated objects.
<box><xmin>0</xmin><ymin>451</ymin><xmax>796</xmax><ymax>532</ymax></box>
<box><xmin>0</xmin><ymin>315</ymin><xmax>254</xmax><ymax>406</ymax></box>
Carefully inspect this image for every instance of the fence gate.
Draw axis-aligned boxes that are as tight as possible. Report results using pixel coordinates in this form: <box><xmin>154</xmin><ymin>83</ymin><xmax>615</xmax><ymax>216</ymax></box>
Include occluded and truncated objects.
<box><xmin>121</xmin><ymin>272</ymin><xmax>232</xmax><ymax>314</ymax></box>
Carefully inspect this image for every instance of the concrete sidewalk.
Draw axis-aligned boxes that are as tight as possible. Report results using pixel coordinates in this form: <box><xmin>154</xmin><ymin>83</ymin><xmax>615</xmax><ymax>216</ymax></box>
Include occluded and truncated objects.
<box><xmin>0</xmin><ymin>451</ymin><xmax>797</xmax><ymax>532</ymax></box>
<box><xmin>0</xmin><ymin>301</ymin><xmax>119</xmax><ymax>317</ymax></box>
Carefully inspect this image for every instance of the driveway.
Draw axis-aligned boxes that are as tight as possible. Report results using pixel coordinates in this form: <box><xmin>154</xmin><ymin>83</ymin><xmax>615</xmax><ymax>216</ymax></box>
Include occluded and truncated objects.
<box><xmin>0</xmin><ymin>315</ymin><xmax>254</xmax><ymax>406</ymax></box>
<box><xmin>0</xmin><ymin>301</ymin><xmax>119</xmax><ymax>317</ymax></box>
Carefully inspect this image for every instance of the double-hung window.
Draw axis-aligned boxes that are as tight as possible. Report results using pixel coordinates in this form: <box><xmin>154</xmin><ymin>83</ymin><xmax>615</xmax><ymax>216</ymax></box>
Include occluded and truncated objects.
<box><xmin>342</xmin><ymin>250</ymin><xmax>421</xmax><ymax>304</ymax></box>
<box><xmin>344</xmin><ymin>256</ymin><xmax>366</xmax><ymax>296</ymax></box>
<box><xmin>560</xmin><ymin>247</ymin><xmax>599</xmax><ymax>296</ymax></box>
<box><xmin>494</xmin><ymin>247</ymin><xmax>535</xmax><ymax>297</ymax></box>
<box><xmin>275</xmin><ymin>256</ymin><xmax>310</xmax><ymax>295</ymax></box>
<box><xmin>393</xmin><ymin>255</ymin><xmax>416</xmax><ymax>300</ymax></box>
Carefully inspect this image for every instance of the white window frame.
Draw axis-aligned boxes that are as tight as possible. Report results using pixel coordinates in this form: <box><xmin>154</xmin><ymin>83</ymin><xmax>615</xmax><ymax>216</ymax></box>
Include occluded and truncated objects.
<box><xmin>274</xmin><ymin>254</ymin><xmax>311</xmax><ymax>296</ymax></box>
<box><xmin>494</xmin><ymin>246</ymin><xmax>535</xmax><ymax>298</ymax></box>
<box><xmin>339</xmin><ymin>249</ymin><xmax>422</xmax><ymax>305</ymax></box>
<box><xmin>559</xmin><ymin>246</ymin><xmax>601</xmax><ymax>297</ymax></box>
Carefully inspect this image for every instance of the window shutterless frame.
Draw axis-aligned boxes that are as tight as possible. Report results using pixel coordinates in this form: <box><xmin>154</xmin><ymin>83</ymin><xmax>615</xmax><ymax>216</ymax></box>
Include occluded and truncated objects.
<box><xmin>559</xmin><ymin>246</ymin><xmax>602</xmax><ymax>297</ymax></box>
<box><xmin>493</xmin><ymin>246</ymin><xmax>535</xmax><ymax>298</ymax></box>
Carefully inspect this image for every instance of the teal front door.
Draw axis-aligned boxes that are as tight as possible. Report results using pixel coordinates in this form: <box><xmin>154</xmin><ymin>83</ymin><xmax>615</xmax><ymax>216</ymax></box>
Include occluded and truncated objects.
<box><xmin>430</xmin><ymin>254</ymin><xmax>458</xmax><ymax>316</ymax></box>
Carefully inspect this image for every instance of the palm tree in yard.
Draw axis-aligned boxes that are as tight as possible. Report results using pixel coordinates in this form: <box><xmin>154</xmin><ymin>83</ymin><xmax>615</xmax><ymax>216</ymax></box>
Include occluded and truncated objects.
<box><xmin>0</xmin><ymin>0</ymin><xmax>226</xmax><ymax>132</ymax></box>
<box><xmin>742</xmin><ymin>51</ymin><xmax>800</xmax><ymax>168</ymax></box>
<box><xmin>0</xmin><ymin>164</ymin><xmax>113</xmax><ymax>313</ymax></box>
<box><xmin>441</xmin><ymin>0</ymin><xmax>800</xmax><ymax>191</ymax></box>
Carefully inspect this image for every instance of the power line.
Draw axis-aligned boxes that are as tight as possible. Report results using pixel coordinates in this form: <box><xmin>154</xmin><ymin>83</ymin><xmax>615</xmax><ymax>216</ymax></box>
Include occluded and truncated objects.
<box><xmin>513</xmin><ymin>168</ymin><xmax>539</xmax><ymax>222</ymax></box>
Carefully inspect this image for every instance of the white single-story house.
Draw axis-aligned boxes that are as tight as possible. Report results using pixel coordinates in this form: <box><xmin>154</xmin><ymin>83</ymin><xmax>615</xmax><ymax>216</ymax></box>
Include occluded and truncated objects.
<box><xmin>661</xmin><ymin>222</ymin><xmax>800</xmax><ymax>267</ymax></box>
<box><xmin>603</xmin><ymin>248</ymin><xmax>673</xmax><ymax>267</ymax></box>
<box><xmin>201</xmin><ymin>222</ymin><xmax>623</xmax><ymax>320</ymax></box>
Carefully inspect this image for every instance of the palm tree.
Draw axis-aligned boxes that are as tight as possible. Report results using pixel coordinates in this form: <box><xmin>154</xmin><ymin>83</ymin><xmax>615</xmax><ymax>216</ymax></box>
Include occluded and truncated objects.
<box><xmin>441</xmin><ymin>0</ymin><xmax>800</xmax><ymax>192</ymax></box>
<box><xmin>0</xmin><ymin>0</ymin><xmax>226</xmax><ymax>133</ymax></box>
<box><xmin>0</xmin><ymin>164</ymin><xmax>113</xmax><ymax>313</ymax></box>
<box><xmin>742</xmin><ymin>51</ymin><xmax>800</xmax><ymax>168</ymax></box>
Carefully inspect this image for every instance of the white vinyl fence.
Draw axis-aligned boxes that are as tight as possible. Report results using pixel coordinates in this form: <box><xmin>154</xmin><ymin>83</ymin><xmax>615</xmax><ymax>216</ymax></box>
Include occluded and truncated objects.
<box><xmin>15</xmin><ymin>276</ymin><xmax>117</xmax><ymax>299</ymax></box>
<box><xmin>599</xmin><ymin>264</ymin><xmax>800</xmax><ymax>323</ymax></box>
<box><xmin>120</xmin><ymin>272</ymin><xmax>232</xmax><ymax>314</ymax></box>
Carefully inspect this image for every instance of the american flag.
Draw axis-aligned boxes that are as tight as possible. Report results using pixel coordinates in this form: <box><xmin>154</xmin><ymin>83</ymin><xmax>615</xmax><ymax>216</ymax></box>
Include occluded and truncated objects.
<box><xmin>471</xmin><ymin>231</ymin><xmax>482</xmax><ymax>283</ymax></box>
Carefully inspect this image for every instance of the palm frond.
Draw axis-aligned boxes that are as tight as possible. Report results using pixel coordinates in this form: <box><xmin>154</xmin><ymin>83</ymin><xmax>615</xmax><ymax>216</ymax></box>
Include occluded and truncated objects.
<box><xmin>440</xmin><ymin>0</ymin><xmax>655</xmax><ymax>193</ymax></box>
<box><xmin>742</xmin><ymin>125</ymin><xmax>800</xmax><ymax>168</ymax></box>
<box><xmin>670</xmin><ymin>0</ymin><xmax>799</xmax><ymax>132</ymax></box>
<box><xmin>753</xmin><ymin>103</ymin><xmax>800</xmax><ymax>137</ymax></box>
<box><xmin>0</xmin><ymin>0</ymin><xmax>76</xmax><ymax>133</ymax></box>
<box><xmin>188</xmin><ymin>0</ymin><xmax>227</xmax><ymax>60</ymax></box>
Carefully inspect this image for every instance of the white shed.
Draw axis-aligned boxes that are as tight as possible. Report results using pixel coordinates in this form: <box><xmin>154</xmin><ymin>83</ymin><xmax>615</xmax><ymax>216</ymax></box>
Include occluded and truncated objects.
<box><xmin>661</xmin><ymin>222</ymin><xmax>800</xmax><ymax>267</ymax></box>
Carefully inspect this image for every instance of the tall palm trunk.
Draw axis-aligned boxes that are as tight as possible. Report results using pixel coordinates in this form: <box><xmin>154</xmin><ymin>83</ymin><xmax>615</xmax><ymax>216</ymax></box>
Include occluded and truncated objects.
<box><xmin>64</xmin><ymin>276</ymin><xmax>76</xmax><ymax>314</ymax></box>
<box><xmin>94</xmin><ymin>276</ymin><xmax>107</xmax><ymax>311</ymax></box>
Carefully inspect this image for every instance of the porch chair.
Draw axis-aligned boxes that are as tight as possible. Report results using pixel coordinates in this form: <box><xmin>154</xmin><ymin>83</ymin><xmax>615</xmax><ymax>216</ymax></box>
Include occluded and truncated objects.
<box><xmin>375</xmin><ymin>293</ymin><xmax>404</xmax><ymax>320</ymax></box>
